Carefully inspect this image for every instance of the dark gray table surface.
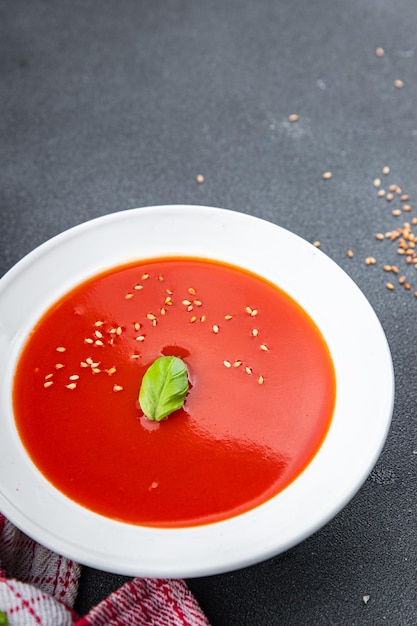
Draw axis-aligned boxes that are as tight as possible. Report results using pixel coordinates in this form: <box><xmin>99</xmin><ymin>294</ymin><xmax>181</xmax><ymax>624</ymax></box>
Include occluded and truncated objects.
<box><xmin>2</xmin><ymin>1</ymin><xmax>417</xmax><ymax>624</ymax></box>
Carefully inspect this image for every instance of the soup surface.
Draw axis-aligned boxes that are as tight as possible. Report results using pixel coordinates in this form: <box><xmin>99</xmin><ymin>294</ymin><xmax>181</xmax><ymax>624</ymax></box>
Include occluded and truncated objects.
<box><xmin>13</xmin><ymin>257</ymin><xmax>335</xmax><ymax>527</ymax></box>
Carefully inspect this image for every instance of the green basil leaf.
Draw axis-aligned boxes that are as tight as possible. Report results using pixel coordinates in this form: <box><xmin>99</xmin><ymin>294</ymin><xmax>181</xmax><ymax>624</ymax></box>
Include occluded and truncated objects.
<box><xmin>0</xmin><ymin>612</ymin><xmax>8</xmax><ymax>626</ymax></box>
<box><xmin>139</xmin><ymin>356</ymin><xmax>189</xmax><ymax>421</ymax></box>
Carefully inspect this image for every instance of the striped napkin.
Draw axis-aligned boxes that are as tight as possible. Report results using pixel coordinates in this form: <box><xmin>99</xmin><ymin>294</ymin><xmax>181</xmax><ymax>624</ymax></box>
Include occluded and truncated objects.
<box><xmin>0</xmin><ymin>514</ymin><xmax>210</xmax><ymax>626</ymax></box>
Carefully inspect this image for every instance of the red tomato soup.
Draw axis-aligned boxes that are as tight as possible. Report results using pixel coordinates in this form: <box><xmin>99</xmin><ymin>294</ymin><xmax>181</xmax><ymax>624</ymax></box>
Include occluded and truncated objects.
<box><xmin>13</xmin><ymin>257</ymin><xmax>335</xmax><ymax>527</ymax></box>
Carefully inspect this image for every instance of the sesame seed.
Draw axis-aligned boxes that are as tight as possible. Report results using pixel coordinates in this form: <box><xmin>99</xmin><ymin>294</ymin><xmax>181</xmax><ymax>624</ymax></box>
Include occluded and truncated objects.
<box><xmin>378</xmin><ymin>189</ymin><xmax>386</xmax><ymax>197</ymax></box>
<box><xmin>394</xmin><ymin>79</ymin><xmax>404</xmax><ymax>89</ymax></box>
<box><xmin>84</xmin><ymin>338</ymin><xmax>94</xmax><ymax>344</ymax></box>
<box><xmin>212</xmin><ymin>324</ymin><xmax>219</xmax><ymax>333</ymax></box>
<box><xmin>94</xmin><ymin>321</ymin><xmax>104</xmax><ymax>327</ymax></box>
<box><xmin>313</xmin><ymin>241</ymin><xmax>321</xmax><ymax>248</ymax></box>
<box><xmin>189</xmin><ymin>316</ymin><xmax>197</xmax><ymax>323</ymax></box>
<box><xmin>386</xmin><ymin>282</ymin><xmax>395</xmax><ymax>290</ymax></box>
<box><xmin>233</xmin><ymin>360</ymin><xmax>242</xmax><ymax>367</ymax></box>
<box><xmin>347</xmin><ymin>250</ymin><xmax>354</xmax><ymax>258</ymax></box>
<box><xmin>196</xmin><ymin>174</ymin><xmax>204</xmax><ymax>184</ymax></box>
<box><xmin>95</xmin><ymin>340</ymin><xmax>104</xmax><ymax>346</ymax></box>
<box><xmin>44</xmin><ymin>373</ymin><xmax>53</xmax><ymax>380</ymax></box>
<box><xmin>386</xmin><ymin>193</ymin><xmax>394</xmax><ymax>202</ymax></box>
<box><xmin>95</xmin><ymin>330</ymin><xmax>103</xmax><ymax>338</ymax></box>
<box><xmin>55</xmin><ymin>363</ymin><xmax>65</xmax><ymax>369</ymax></box>
<box><xmin>200</xmin><ymin>315</ymin><xmax>206</xmax><ymax>322</ymax></box>
<box><xmin>258</xmin><ymin>375</ymin><xmax>264</xmax><ymax>384</ymax></box>
<box><xmin>373</xmin><ymin>178</ymin><xmax>381</xmax><ymax>188</ymax></box>
<box><xmin>375</xmin><ymin>233</ymin><xmax>385</xmax><ymax>240</ymax></box>
<box><xmin>136</xmin><ymin>335</ymin><xmax>145</xmax><ymax>341</ymax></box>
<box><xmin>158</xmin><ymin>275</ymin><xmax>164</xmax><ymax>281</ymax></box>
<box><xmin>223</xmin><ymin>360</ymin><xmax>232</xmax><ymax>368</ymax></box>
<box><xmin>403</xmin><ymin>204</ymin><xmax>412</xmax><ymax>212</ymax></box>
<box><xmin>401</xmin><ymin>195</ymin><xmax>410</xmax><ymax>202</ymax></box>
<box><xmin>288</xmin><ymin>114</ymin><xmax>299</xmax><ymax>122</ymax></box>
<box><xmin>166</xmin><ymin>289</ymin><xmax>173</xmax><ymax>295</ymax></box>
<box><xmin>165</xmin><ymin>296</ymin><xmax>173</xmax><ymax>305</ymax></box>
<box><xmin>392</xmin><ymin>266</ymin><xmax>399</xmax><ymax>273</ymax></box>
<box><xmin>92</xmin><ymin>368</ymin><xmax>101</xmax><ymax>374</ymax></box>
<box><xmin>44</xmin><ymin>381</ymin><xmax>54</xmax><ymax>388</ymax></box>
<box><xmin>106</xmin><ymin>367</ymin><xmax>116</xmax><ymax>375</ymax></box>
<box><xmin>187</xmin><ymin>304</ymin><xmax>193</xmax><ymax>312</ymax></box>
<box><xmin>134</xmin><ymin>284</ymin><xmax>143</xmax><ymax>291</ymax></box>
<box><xmin>113</xmin><ymin>385</ymin><xmax>123</xmax><ymax>392</ymax></box>
<box><xmin>182</xmin><ymin>300</ymin><xmax>192</xmax><ymax>306</ymax></box>
<box><xmin>250</xmin><ymin>309</ymin><xmax>258</xmax><ymax>317</ymax></box>
<box><xmin>322</xmin><ymin>171</ymin><xmax>332</xmax><ymax>180</ymax></box>
<box><xmin>251</xmin><ymin>328</ymin><xmax>259</xmax><ymax>337</ymax></box>
<box><xmin>56</xmin><ymin>347</ymin><xmax>66</xmax><ymax>352</ymax></box>
<box><xmin>125</xmin><ymin>293</ymin><xmax>134</xmax><ymax>300</ymax></box>
<box><xmin>260</xmin><ymin>344</ymin><xmax>269</xmax><ymax>351</ymax></box>
<box><xmin>130</xmin><ymin>354</ymin><xmax>140</xmax><ymax>359</ymax></box>
<box><xmin>392</xmin><ymin>209</ymin><xmax>402</xmax><ymax>217</ymax></box>
<box><xmin>86</xmin><ymin>357</ymin><xmax>94</xmax><ymax>364</ymax></box>
<box><xmin>245</xmin><ymin>366</ymin><xmax>252</xmax><ymax>375</ymax></box>
<box><xmin>134</xmin><ymin>322</ymin><xmax>141</xmax><ymax>331</ymax></box>
<box><xmin>194</xmin><ymin>300</ymin><xmax>203</xmax><ymax>307</ymax></box>
<box><xmin>69</xmin><ymin>375</ymin><xmax>80</xmax><ymax>381</ymax></box>
<box><xmin>399</xmin><ymin>276</ymin><xmax>406</xmax><ymax>284</ymax></box>
<box><xmin>245</xmin><ymin>306</ymin><xmax>253</xmax><ymax>314</ymax></box>
<box><xmin>147</xmin><ymin>313</ymin><xmax>156</xmax><ymax>320</ymax></box>
<box><xmin>365</xmin><ymin>257</ymin><xmax>376</xmax><ymax>265</ymax></box>
<box><xmin>160</xmin><ymin>307</ymin><xmax>166</xmax><ymax>315</ymax></box>
<box><xmin>188</xmin><ymin>287</ymin><xmax>196</xmax><ymax>295</ymax></box>
<box><xmin>66</xmin><ymin>383</ymin><xmax>77</xmax><ymax>390</ymax></box>
<box><xmin>383</xmin><ymin>265</ymin><xmax>392</xmax><ymax>272</ymax></box>
<box><xmin>376</xmin><ymin>47</ymin><xmax>385</xmax><ymax>57</ymax></box>
<box><xmin>389</xmin><ymin>185</ymin><xmax>398</xmax><ymax>192</ymax></box>
<box><xmin>141</xmin><ymin>273</ymin><xmax>150</xmax><ymax>280</ymax></box>
<box><xmin>382</xmin><ymin>166</ymin><xmax>390</xmax><ymax>175</ymax></box>
<box><xmin>224</xmin><ymin>315</ymin><xmax>233</xmax><ymax>320</ymax></box>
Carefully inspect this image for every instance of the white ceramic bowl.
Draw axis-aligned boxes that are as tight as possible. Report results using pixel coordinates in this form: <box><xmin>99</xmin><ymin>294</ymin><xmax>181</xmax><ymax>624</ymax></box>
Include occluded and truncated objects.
<box><xmin>0</xmin><ymin>205</ymin><xmax>394</xmax><ymax>577</ymax></box>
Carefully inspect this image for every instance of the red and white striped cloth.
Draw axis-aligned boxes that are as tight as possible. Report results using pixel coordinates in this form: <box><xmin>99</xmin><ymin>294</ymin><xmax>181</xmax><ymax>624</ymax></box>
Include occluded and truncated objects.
<box><xmin>0</xmin><ymin>514</ymin><xmax>211</xmax><ymax>626</ymax></box>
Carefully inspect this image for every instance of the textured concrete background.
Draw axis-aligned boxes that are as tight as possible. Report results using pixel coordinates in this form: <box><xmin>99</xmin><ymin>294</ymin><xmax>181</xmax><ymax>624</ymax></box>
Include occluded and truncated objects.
<box><xmin>1</xmin><ymin>0</ymin><xmax>417</xmax><ymax>623</ymax></box>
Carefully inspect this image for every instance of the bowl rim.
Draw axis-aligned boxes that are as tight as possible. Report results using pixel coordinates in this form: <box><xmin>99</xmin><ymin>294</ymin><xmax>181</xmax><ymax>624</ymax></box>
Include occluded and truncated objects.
<box><xmin>0</xmin><ymin>205</ymin><xmax>394</xmax><ymax>577</ymax></box>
